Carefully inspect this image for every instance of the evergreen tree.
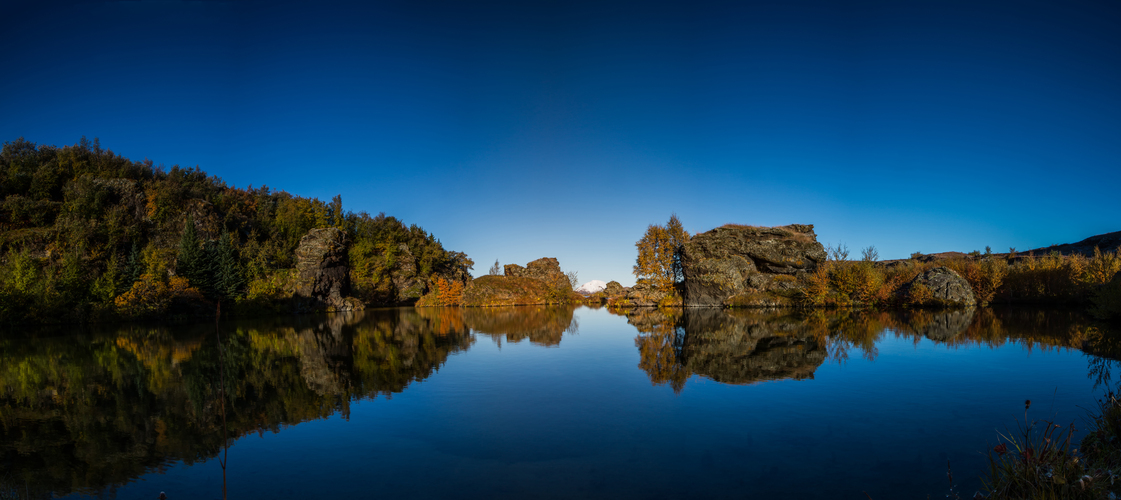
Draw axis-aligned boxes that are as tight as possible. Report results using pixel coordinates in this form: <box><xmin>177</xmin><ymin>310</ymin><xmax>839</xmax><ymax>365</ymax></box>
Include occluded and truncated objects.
<box><xmin>125</xmin><ymin>243</ymin><xmax>141</xmax><ymax>284</ymax></box>
<box><xmin>177</xmin><ymin>216</ymin><xmax>208</xmax><ymax>293</ymax></box>
<box><xmin>197</xmin><ymin>239</ymin><xmax>218</xmax><ymax>299</ymax></box>
<box><xmin>119</xmin><ymin>242</ymin><xmax>142</xmax><ymax>295</ymax></box>
<box><xmin>214</xmin><ymin>232</ymin><xmax>244</xmax><ymax>301</ymax></box>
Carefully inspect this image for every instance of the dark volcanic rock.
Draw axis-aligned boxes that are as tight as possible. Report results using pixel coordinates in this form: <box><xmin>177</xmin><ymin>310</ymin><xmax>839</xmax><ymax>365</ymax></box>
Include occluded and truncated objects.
<box><xmin>461</xmin><ymin>275</ymin><xmax>557</xmax><ymax>306</ymax></box>
<box><xmin>294</xmin><ymin>228</ymin><xmax>363</xmax><ymax>311</ymax></box>
<box><xmin>680</xmin><ymin>224</ymin><xmax>827</xmax><ymax>307</ymax></box>
<box><xmin>462</xmin><ymin>257</ymin><xmax>575</xmax><ymax>306</ymax></box>
<box><xmin>610</xmin><ymin>280</ymin><xmax>675</xmax><ymax>307</ymax></box>
<box><xmin>603</xmin><ymin>281</ymin><xmax>625</xmax><ymax>297</ymax></box>
<box><xmin>504</xmin><ymin>257</ymin><xmax>571</xmax><ymax>291</ymax></box>
<box><xmin>389</xmin><ymin>243</ymin><xmax>425</xmax><ymax>303</ymax></box>
<box><xmin>898</xmin><ymin>266</ymin><xmax>976</xmax><ymax>307</ymax></box>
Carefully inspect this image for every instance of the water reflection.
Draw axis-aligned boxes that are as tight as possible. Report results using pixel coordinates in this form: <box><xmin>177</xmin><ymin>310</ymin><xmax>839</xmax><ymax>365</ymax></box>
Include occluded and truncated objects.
<box><xmin>625</xmin><ymin>307</ymin><xmax>1113</xmax><ymax>393</ymax></box>
<box><xmin>457</xmin><ymin>306</ymin><xmax>578</xmax><ymax>347</ymax></box>
<box><xmin>2</xmin><ymin>305</ymin><xmax>1117</xmax><ymax>498</ymax></box>
<box><xmin>0</xmin><ymin>309</ymin><xmax>474</xmax><ymax>498</ymax></box>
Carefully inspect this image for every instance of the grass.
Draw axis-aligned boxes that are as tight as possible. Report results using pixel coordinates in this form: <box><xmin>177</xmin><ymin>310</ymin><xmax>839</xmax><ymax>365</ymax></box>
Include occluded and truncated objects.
<box><xmin>981</xmin><ymin>396</ymin><xmax>1121</xmax><ymax>499</ymax></box>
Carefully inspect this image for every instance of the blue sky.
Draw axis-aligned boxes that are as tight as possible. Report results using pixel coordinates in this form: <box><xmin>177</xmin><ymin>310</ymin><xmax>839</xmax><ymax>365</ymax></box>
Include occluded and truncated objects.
<box><xmin>3</xmin><ymin>0</ymin><xmax>1119</xmax><ymax>286</ymax></box>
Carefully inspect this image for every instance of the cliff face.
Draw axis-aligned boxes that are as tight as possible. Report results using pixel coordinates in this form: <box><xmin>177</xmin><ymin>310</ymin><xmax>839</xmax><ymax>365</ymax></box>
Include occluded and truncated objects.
<box><xmin>680</xmin><ymin>224</ymin><xmax>827</xmax><ymax>307</ymax></box>
<box><xmin>293</xmin><ymin>228</ymin><xmax>363</xmax><ymax>311</ymax></box>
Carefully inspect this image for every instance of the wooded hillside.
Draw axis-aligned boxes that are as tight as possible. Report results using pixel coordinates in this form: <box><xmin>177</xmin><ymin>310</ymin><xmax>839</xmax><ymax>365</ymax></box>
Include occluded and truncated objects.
<box><xmin>0</xmin><ymin>137</ymin><xmax>472</xmax><ymax>325</ymax></box>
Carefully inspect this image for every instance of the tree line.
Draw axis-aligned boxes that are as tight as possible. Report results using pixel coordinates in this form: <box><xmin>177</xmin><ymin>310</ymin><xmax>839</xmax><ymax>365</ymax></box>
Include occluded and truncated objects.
<box><xmin>0</xmin><ymin>137</ymin><xmax>472</xmax><ymax>325</ymax></box>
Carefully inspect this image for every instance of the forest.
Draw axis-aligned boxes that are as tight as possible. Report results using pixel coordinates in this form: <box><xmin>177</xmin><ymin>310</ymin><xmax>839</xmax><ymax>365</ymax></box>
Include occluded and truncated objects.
<box><xmin>0</xmin><ymin>137</ymin><xmax>472</xmax><ymax>325</ymax></box>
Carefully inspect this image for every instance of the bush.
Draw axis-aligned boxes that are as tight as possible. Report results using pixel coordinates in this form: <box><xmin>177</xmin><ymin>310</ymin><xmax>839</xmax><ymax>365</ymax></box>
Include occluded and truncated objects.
<box><xmin>1093</xmin><ymin>274</ymin><xmax>1121</xmax><ymax>322</ymax></box>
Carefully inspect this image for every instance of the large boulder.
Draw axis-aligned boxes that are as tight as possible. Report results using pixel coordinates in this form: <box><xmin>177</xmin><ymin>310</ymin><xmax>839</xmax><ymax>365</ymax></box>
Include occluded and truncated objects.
<box><xmin>293</xmin><ymin>228</ymin><xmax>363</xmax><ymax>311</ymax></box>
<box><xmin>603</xmin><ymin>281</ymin><xmax>625</xmax><ymax>297</ymax></box>
<box><xmin>504</xmin><ymin>257</ymin><xmax>571</xmax><ymax>291</ymax></box>
<box><xmin>680</xmin><ymin>224</ymin><xmax>827</xmax><ymax>307</ymax></box>
<box><xmin>898</xmin><ymin>266</ymin><xmax>976</xmax><ymax>307</ymax></box>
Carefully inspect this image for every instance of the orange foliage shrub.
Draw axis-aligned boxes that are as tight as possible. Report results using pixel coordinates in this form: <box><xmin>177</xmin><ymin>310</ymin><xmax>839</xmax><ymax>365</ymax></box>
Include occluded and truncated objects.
<box><xmin>904</xmin><ymin>283</ymin><xmax>932</xmax><ymax>306</ymax></box>
<box><xmin>944</xmin><ymin>257</ymin><xmax>1007</xmax><ymax>305</ymax></box>
<box><xmin>419</xmin><ymin>277</ymin><xmax>464</xmax><ymax>306</ymax></box>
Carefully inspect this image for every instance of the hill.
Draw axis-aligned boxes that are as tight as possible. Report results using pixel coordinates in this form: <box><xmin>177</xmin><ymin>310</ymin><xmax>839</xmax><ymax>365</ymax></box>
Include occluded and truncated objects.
<box><xmin>0</xmin><ymin>137</ymin><xmax>472</xmax><ymax>324</ymax></box>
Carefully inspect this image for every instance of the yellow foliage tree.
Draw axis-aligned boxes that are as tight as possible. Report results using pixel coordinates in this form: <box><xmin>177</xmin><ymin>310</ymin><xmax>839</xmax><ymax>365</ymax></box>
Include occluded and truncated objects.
<box><xmin>633</xmin><ymin>214</ymin><xmax>690</xmax><ymax>293</ymax></box>
<box><xmin>114</xmin><ymin>274</ymin><xmax>206</xmax><ymax>317</ymax></box>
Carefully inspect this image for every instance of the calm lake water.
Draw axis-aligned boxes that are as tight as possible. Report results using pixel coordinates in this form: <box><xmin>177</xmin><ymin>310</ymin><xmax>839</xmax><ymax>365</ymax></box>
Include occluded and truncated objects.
<box><xmin>3</xmin><ymin>306</ymin><xmax>1119</xmax><ymax>499</ymax></box>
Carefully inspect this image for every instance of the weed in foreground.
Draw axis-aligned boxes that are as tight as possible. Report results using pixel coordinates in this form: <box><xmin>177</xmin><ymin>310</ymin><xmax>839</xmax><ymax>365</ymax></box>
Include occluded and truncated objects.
<box><xmin>982</xmin><ymin>399</ymin><xmax>1120</xmax><ymax>499</ymax></box>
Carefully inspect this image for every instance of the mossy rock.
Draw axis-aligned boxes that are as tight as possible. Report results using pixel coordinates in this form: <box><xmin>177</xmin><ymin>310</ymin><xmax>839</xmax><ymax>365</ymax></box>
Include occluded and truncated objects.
<box><xmin>723</xmin><ymin>291</ymin><xmax>795</xmax><ymax>308</ymax></box>
<box><xmin>462</xmin><ymin>275</ymin><xmax>561</xmax><ymax>306</ymax></box>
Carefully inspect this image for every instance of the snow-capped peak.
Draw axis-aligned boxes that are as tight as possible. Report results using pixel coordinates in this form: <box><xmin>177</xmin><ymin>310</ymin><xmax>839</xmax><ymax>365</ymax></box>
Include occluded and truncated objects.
<box><xmin>575</xmin><ymin>280</ymin><xmax>607</xmax><ymax>294</ymax></box>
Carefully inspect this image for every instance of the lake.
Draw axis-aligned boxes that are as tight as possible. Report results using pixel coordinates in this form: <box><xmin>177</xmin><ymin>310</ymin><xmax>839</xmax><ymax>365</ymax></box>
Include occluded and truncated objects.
<box><xmin>2</xmin><ymin>306</ymin><xmax>1117</xmax><ymax>499</ymax></box>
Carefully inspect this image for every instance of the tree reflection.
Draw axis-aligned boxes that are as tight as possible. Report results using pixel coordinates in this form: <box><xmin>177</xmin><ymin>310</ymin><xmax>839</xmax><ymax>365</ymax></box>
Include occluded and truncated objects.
<box><xmin>0</xmin><ymin>309</ymin><xmax>473</xmax><ymax>498</ymax></box>
<box><xmin>630</xmin><ymin>309</ymin><xmax>688</xmax><ymax>392</ymax></box>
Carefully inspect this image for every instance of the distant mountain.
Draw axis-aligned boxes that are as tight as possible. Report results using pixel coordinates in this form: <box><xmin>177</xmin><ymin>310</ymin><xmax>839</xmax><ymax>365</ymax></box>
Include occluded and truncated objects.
<box><xmin>575</xmin><ymin>280</ymin><xmax>607</xmax><ymax>295</ymax></box>
<box><xmin>1016</xmin><ymin>230</ymin><xmax>1121</xmax><ymax>257</ymax></box>
<box><xmin>880</xmin><ymin>230</ymin><xmax>1121</xmax><ymax>264</ymax></box>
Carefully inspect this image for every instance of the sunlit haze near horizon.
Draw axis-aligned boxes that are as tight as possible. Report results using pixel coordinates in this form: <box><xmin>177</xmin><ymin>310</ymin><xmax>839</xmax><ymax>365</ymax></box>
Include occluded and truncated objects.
<box><xmin>3</xmin><ymin>0</ymin><xmax>1119</xmax><ymax>286</ymax></box>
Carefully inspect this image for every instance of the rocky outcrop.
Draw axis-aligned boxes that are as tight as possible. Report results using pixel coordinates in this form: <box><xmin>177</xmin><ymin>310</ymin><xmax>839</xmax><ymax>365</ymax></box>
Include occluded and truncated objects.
<box><xmin>389</xmin><ymin>243</ymin><xmax>426</xmax><ymax>303</ymax></box>
<box><xmin>460</xmin><ymin>275</ymin><xmax>559</xmax><ymax>306</ymax></box>
<box><xmin>608</xmin><ymin>280</ymin><xmax>679</xmax><ymax>307</ymax></box>
<box><xmin>603</xmin><ymin>281</ymin><xmax>625</xmax><ymax>297</ymax></box>
<box><xmin>898</xmin><ymin>266</ymin><xmax>976</xmax><ymax>307</ymax></box>
<box><xmin>503</xmin><ymin>257</ymin><xmax>571</xmax><ymax>291</ymax></box>
<box><xmin>460</xmin><ymin>257</ymin><xmax>577</xmax><ymax>306</ymax></box>
<box><xmin>293</xmin><ymin>228</ymin><xmax>363</xmax><ymax>311</ymax></box>
<box><xmin>680</xmin><ymin>224</ymin><xmax>827</xmax><ymax>307</ymax></box>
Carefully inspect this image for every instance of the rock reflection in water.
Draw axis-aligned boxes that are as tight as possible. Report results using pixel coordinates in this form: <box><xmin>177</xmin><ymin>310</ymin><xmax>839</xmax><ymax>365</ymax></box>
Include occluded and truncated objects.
<box><xmin>630</xmin><ymin>308</ymin><xmax>827</xmax><ymax>392</ymax></box>
<box><xmin>627</xmin><ymin>306</ymin><xmax>1105</xmax><ymax>393</ymax></box>
<box><xmin>456</xmin><ymin>306</ymin><xmax>578</xmax><ymax>347</ymax></box>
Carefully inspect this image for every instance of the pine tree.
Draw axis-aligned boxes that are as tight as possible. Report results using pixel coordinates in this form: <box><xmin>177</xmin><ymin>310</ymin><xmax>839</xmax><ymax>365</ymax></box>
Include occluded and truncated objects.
<box><xmin>176</xmin><ymin>215</ymin><xmax>209</xmax><ymax>294</ymax></box>
<box><xmin>125</xmin><ymin>242</ymin><xmax>142</xmax><ymax>285</ymax></box>
<box><xmin>214</xmin><ymin>231</ymin><xmax>244</xmax><ymax>301</ymax></box>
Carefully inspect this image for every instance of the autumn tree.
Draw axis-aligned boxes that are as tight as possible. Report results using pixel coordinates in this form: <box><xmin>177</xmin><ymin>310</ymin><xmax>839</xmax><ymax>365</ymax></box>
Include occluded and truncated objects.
<box><xmin>634</xmin><ymin>214</ymin><xmax>690</xmax><ymax>292</ymax></box>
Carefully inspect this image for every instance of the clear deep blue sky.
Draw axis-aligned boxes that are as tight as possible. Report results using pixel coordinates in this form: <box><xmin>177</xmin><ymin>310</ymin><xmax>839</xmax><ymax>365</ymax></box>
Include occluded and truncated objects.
<box><xmin>3</xmin><ymin>0</ymin><xmax>1119</xmax><ymax>285</ymax></box>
